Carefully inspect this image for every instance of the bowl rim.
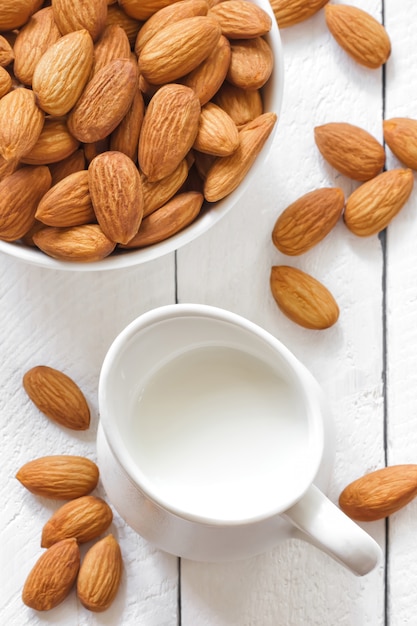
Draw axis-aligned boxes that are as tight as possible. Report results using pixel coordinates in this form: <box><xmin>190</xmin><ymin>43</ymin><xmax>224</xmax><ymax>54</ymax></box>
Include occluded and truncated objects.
<box><xmin>0</xmin><ymin>0</ymin><xmax>284</xmax><ymax>272</ymax></box>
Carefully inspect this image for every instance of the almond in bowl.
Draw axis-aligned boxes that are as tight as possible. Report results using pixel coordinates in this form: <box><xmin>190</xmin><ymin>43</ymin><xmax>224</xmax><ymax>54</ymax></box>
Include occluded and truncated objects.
<box><xmin>0</xmin><ymin>0</ymin><xmax>284</xmax><ymax>271</ymax></box>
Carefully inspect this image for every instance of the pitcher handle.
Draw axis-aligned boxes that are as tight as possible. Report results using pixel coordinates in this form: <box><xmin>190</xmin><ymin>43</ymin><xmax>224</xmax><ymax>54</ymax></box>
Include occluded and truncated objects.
<box><xmin>283</xmin><ymin>484</ymin><xmax>382</xmax><ymax>576</ymax></box>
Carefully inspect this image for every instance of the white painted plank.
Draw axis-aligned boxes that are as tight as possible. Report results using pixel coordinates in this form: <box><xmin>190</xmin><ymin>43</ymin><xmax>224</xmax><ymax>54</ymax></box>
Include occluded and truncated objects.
<box><xmin>177</xmin><ymin>1</ymin><xmax>386</xmax><ymax>624</ymax></box>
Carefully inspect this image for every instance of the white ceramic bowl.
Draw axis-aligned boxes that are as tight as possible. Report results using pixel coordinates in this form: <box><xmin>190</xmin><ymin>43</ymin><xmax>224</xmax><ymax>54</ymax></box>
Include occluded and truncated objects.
<box><xmin>0</xmin><ymin>2</ymin><xmax>284</xmax><ymax>271</ymax></box>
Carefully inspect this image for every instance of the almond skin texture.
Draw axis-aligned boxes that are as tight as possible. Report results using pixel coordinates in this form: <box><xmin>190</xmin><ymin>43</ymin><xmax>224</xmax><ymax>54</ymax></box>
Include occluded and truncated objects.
<box><xmin>88</xmin><ymin>151</ymin><xmax>144</xmax><ymax>244</ymax></box>
<box><xmin>92</xmin><ymin>24</ymin><xmax>131</xmax><ymax>75</ymax></box>
<box><xmin>208</xmin><ymin>0</ymin><xmax>272</xmax><ymax>38</ymax></box>
<box><xmin>383</xmin><ymin>118</ymin><xmax>417</xmax><ymax>170</ymax></box>
<box><xmin>0</xmin><ymin>88</ymin><xmax>44</xmax><ymax>162</ymax></box>
<box><xmin>272</xmin><ymin>187</ymin><xmax>344</xmax><ymax>256</ymax></box>
<box><xmin>204</xmin><ymin>112</ymin><xmax>277</xmax><ymax>202</ymax></box>
<box><xmin>139</xmin><ymin>84</ymin><xmax>201</xmax><ymax>182</ymax></box>
<box><xmin>123</xmin><ymin>191</ymin><xmax>204</xmax><ymax>248</ymax></box>
<box><xmin>181</xmin><ymin>34</ymin><xmax>231</xmax><ymax>106</ymax></box>
<box><xmin>141</xmin><ymin>159</ymin><xmax>190</xmax><ymax>216</ymax></box>
<box><xmin>110</xmin><ymin>87</ymin><xmax>145</xmax><ymax>162</ymax></box>
<box><xmin>0</xmin><ymin>166</ymin><xmax>51</xmax><ymax>242</ymax></box>
<box><xmin>120</xmin><ymin>0</ymin><xmax>181</xmax><ymax>21</ymax></box>
<box><xmin>41</xmin><ymin>496</ymin><xmax>113</xmax><ymax>548</ymax></box>
<box><xmin>344</xmin><ymin>168</ymin><xmax>414</xmax><ymax>236</ymax></box>
<box><xmin>0</xmin><ymin>66</ymin><xmax>12</xmax><ymax>98</ymax></box>
<box><xmin>36</xmin><ymin>170</ymin><xmax>95</xmax><ymax>227</ymax></box>
<box><xmin>0</xmin><ymin>34</ymin><xmax>14</xmax><ymax>66</ymax></box>
<box><xmin>77</xmin><ymin>534</ymin><xmax>123</xmax><ymax>612</ymax></box>
<box><xmin>339</xmin><ymin>465</ymin><xmax>417</xmax><ymax>521</ymax></box>
<box><xmin>13</xmin><ymin>7</ymin><xmax>61</xmax><ymax>86</ymax></box>
<box><xmin>193</xmin><ymin>102</ymin><xmax>239</xmax><ymax>156</ymax></box>
<box><xmin>0</xmin><ymin>0</ymin><xmax>38</xmax><ymax>30</ymax></box>
<box><xmin>325</xmin><ymin>4</ymin><xmax>391</xmax><ymax>69</ymax></box>
<box><xmin>270</xmin><ymin>265</ymin><xmax>339</xmax><ymax>330</ymax></box>
<box><xmin>213</xmin><ymin>82</ymin><xmax>263</xmax><ymax>127</ymax></box>
<box><xmin>314</xmin><ymin>122</ymin><xmax>386</xmax><ymax>181</ymax></box>
<box><xmin>270</xmin><ymin>0</ymin><xmax>329</xmax><ymax>28</ymax></box>
<box><xmin>227</xmin><ymin>36</ymin><xmax>273</xmax><ymax>91</ymax></box>
<box><xmin>52</xmin><ymin>0</ymin><xmax>108</xmax><ymax>41</ymax></box>
<box><xmin>16</xmin><ymin>455</ymin><xmax>99</xmax><ymax>499</ymax></box>
<box><xmin>22</xmin><ymin>118</ymin><xmax>80</xmax><ymax>166</ymax></box>
<box><xmin>68</xmin><ymin>57</ymin><xmax>138</xmax><ymax>143</ymax></box>
<box><xmin>49</xmin><ymin>149</ymin><xmax>86</xmax><ymax>186</ymax></box>
<box><xmin>22</xmin><ymin>538</ymin><xmax>80</xmax><ymax>611</ymax></box>
<box><xmin>23</xmin><ymin>365</ymin><xmax>90</xmax><ymax>430</ymax></box>
<box><xmin>32</xmin><ymin>30</ymin><xmax>94</xmax><ymax>117</ymax></box>
<box><xmin>138</xmin><ymin>16</ymin><xmax>222</xmax><ymax>85</ymax></box>
<box><xmin>33</xmin><ymin>224</ymin><xmax>117</xmax><ymax>262</ymax></box>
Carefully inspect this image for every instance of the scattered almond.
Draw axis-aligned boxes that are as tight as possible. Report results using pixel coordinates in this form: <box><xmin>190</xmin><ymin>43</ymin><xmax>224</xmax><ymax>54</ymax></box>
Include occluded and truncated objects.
<box><xmin>339</xmin><ymin>465</ymin><xmax>417</xmax><ymax>521</ymax></box>
<box><xmin>383</xmin><ymin>117</ymin><xmax>417</xmax><ymax>170</ymax></box>
<box><xmin>314</xmin><ymin>122</ymin><xmax>385</xmax><ymax>181</ymax></box>
<box><xmin>23</xmin><ymin>365</ymin><xmax>90</xmax><ymax>430</ymax></box>
<box><xmin>344</xmin><ymin>168</ymin><xmax>414</xmax><ymax>236</ymax></box>
<box><xmin>270</xmin><ymin>265</ymin><xmax>339</xmax><ymax>329</ymax></box>
<box><xmin>77</xmin><ymin>534</ymin><xmax>123</xmax><ymax>612</ymax></box>
<box><xmin>272</xmin><ymin>187</ymin><xmax>344</xmax><ymax>256</ymax></box>
<box><xmin>22</xmin><ymin>538</ymin><xmax>80</xmax><ymax>611</ymax></box>
<box><xmin>16</xmin><ymin>455</ymin><xmax>99</xmax><ymax>499</ymax></box>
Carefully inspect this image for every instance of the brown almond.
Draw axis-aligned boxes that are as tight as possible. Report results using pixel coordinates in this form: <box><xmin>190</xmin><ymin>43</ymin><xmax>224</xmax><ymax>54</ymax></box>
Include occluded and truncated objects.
<box><xmin>314</xmin><ymin>122</ymin><xmax>385</xmax><ymax>181</ymax></box>
<box><xmin>32</xmin><ymin>30</ymin><xmax>94</xmax><ymax>117</ymax></box>
<box><xmin>383</xmin><ymin>117</ymin><xmax>417</xmax><ymax>170</ymax></box>
<box><xmin>0</xmin><ymin>88</ymin><xmax>44</xmax><ymax>162</ymax></box>
<box><xmin>41</xmin><ymin>496</ymin><xmax>113</xmax><ymax>547</ymax></box>
<box><xmin>16</xmin><ymin>455</ymin><xmax>99</xmax><ymax>499</ymax></box>
<box><xmin>13</xmin><ymin>7</ymin><xmax>61</xmax><ymax>86</ymax></box>
<box><xmin>270</xmin><ymin>265</ymin><xmax>339</xmax><ymax>330</ymax></box>
<box><xmin>106</xmin><ymin>3</ymin><xmax>142</xmax><ymax>46</ymax></box>
<box><xmin>181</xmin><ymin>34</ymin><xmax>231</xmax><ymax>106</ymax></box>
<box><xmin>22</xmin><ymin>538</ymin><xmax>80</xmax><ymax>611</ymax></box>
<box><xmin>68</xmin><ymin>57</ymin><xmax>138</xmax><ymax>143</ymax></box>
<box><xmin>0</xmin><ymin>34</ymin><xmax>14</xmax><ymax>66</ymax></box>
<box><xmin>138</xmin><ymin>16</ymin><xmax>222</xmax><ymax>85</ymax></box>
<box><xmin>0</xmin><ymin>165</ymin><xmax>51</xmax><ymax>242</ymax></box>
<box><xmin>110</xmin><ymin>87</ymin><xmax>145</xmax><ymax>162</ymax></box>
<box><xmin>204</xmin><ymin>112</ymin><xmax>277</xmax><ymax>202</ymax></box>
<box><xmin>213</xmin><ymin>82</ymin><xmax>263</xmax><ymax>127</ymax></box>
<box><xmin>49</xmin><ymin>149</ymin><xmax>86</xmax><ymax>186</ymax></box>
<box><xmin>227</xmin><ymin>36</ymin><xmax>273</xmax><ymax>91</ymax></box>
<box><xmin>139</xmin><ymin>84</ymin><xmax>201</xmax><ymax>182</ymax></box>
<box><xmin>0</xmin><ymin>0</ymin><xmax>38</xmax><ymax>30</ymax></box>
<box><xmin>33</xmin><ymin>224</ymin><xmax>117</xmax><ymax>262</ymax></box>
<box><xmin>209</xmin><ymin>0</ymin><xmax>272</xmax><ymax>38</ymax></box>
<box><xmin>77</xmin><ymin>534</ymin><xmax>123</xmax><ymax>612</ymax></box>
<box><xmin>325</xmin><ymin>4</ymin><xmax>391</xmax><ymax>69</ymax></box>
<box><xmin>142</xmin><ymin>159</ymin><xmax>190</xmax><ymax>217</ymax></box>
<box><xmin>344</xmin><ymin>168</ymin><xmax>414</xmax><ymax>236</ymax></box>
<box><xmin>52</xmin><ymin>0</ymin><xmax>108</xmax><ymax>41</ymax></box>
<box><xmin>194</xmin><ymin>102</ymin><xmax>239</xmax><ymax>157</ymax></box>
<box><xmin>36</xmin><ymin>170</ymin><xmax>94</xmax><ymax>227</ymax></box>
<box><xmin>92</xmin><ymin>24</ymin><xmax>131</xmax><ymax>75</ymax></box>
<box><xmin>339</xmin><ymin>465</ymin><xmax>417</xmax><ymax>521</ymax></box>
<box><xmin>120</xmin><ymin>0</ymin><xmax>181</xmax><ymax>21</ymax></box>
<box><xmin>21</xmin><ymin>117</ymin><xmax>81</xmax><ymax>166</ymax></box>
<box><xmin>123</xmin><ymin>191</ymin><xmax>204</xmax><ymax>248</ymax></box>
<box><xmin>0</xmin><ymin>66</ymin><xmax>12</xmax><ymax>98</ymax></box>
<box><xmin>269</xmin><ymin>0</ymin><xmax>329</xmax><ymax>28</ymax></box>
<box><xmin>23</xmin><ymin>365</ymin><xmax>91</xmax><ymax>429</ymax></box>
<box><xmin>89</xmin><ymin>150</ymin><xmax>144</xmax><ymax>244</ymax></box>
<box><xmin>272</xmin><ymin>187</ymin><xmax>344</xmax><ymax>256</ymax></box>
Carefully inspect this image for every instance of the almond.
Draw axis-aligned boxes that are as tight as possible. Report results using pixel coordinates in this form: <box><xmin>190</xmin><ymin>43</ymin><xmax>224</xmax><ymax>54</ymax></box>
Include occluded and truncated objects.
<box><xmin>383</xmin><ymin>117</ymin><xmax>417</xmax><ymax>170</ymax></box>
<box><xmin>213</xmin><ymin>82</ymin><xmax>263</xmax><ymax>127</ymax></box>
<box><xmin>21</xmin><ymin>117</ymin><xmax>80</xmax><ymax>165</ymax></box>
<box><xmin>270</xmin><ymin>265</ymin><xmax>339</xmax><ymax>329</ymax></box>
<box><xmin>33</xmin><ymin>224</ymin><xmax>117</xmax><ymax>262</ymax></box>
<box><xmin>32</xmin><ymin>30</ymin><xmax>94</xmax><ymax>117</ymax></box>
<box><xmin>0</xmin><ymin>66</ymin><xmax>12</xmax><ymax>98</ymax></box>
<box><xmin>123</xmin><ymin>191</ymin><xmax>204</xmax><ymax>247</ymax></box>
<box><xmin>181</xmin><ymin>34</ymin><xmax>231</xmax><ymax>106</ymax></box>
<box><xmin>49</xmin><ymin>149</ymin><xmax>86</xmax><ymax>186</ymax></box>
<box><xmin>88</xmin><ymin>150</ymin><xmax>144</xmax><ymax>244</ymax></box>
<box><xmin>134</xmin><ymin>0</ymin><xmax>209</xmax><ymax>55</ymax></box>
<box><xmin>269</xmin><ymin>0</ymin><xmax>329</xmax><ymax>28</ymax></box>
<box><xmin>0</xmin><ymin>165</ymin><xmax>51</xmax><ymax>242</ymax></box>
<box><xmin>209</xmin><ymin>0</ymin><xmax>272</xmax><ymax>38</ymax></box>
<box><xmin>142</xmin><ymin>159</ymin><xmax>190</xmax><ymax>216</ymax></box>
<box><xmin>138</xmin><ymin>16</ymin><xmax>222</xmax><ymax>85</ymax></box>
<box><xmin>324</xmin><ymin>4</ymin><xmax>391</xmax><ymax>69</ymax></box>
<box><xmin>68</xmin><ymin>57</ymin><xmax>138</xmax><ymax>143</ymax></box>
<box><xmin>344</xmin><ymin>168</ymin><xmax>414</xmax><ymax>236</ymax></box>
<box><xmin>194</xmin><ymin>102</ymin><xmax>239</xmax><ymax>156</ymax></box>
<box><xmin>41</xmin><ymin>496</ymin><xmax>113</xmax><ymax>547</ymax></box>
<box><xmin>119</xmin><ymin>0</ymin><xmax>181</xmax><ymax>21</ymax></box>
<box><xmin>226</xmin><ymin>36</ymin><xmax>273</xmax><ymax>91</ymax></box>
<box><xmin>272</xmin><ymin>187</ymin><xmax>344</xmax><ymax>256</ymax></box>
<box><xmin>36</xmin><ymin>170</ymin><xmax>94</xmax><ymax>227</ymax></box>
<box><xmin>83</xmin><ymin>137</ymin><xmax>110</xmax><ymax>164</ymax></box>
<box><xmin>339</xmin><ymin>465</ymin><xmax>417</xmax><ymax>521</ymax></box>
<box><xmin>204</xmin><ymin>111</ymin><xmax>277</xmax><ymax>202</ymax></box>
<box><xmin>77</xmin><ymin>534</ymin><xmax>123</xmax><ymax>612</ymax></box>
<box><xmin>314</xmin><ymin>122</ymin><xmax>386</xmax><ymax>181</ymax></box>
<box><xmin>106</xmin><ymin>3</ymin><xmax>142</xmax><ymax>46</ymax></box>
<box><xmin>16</xmin><ymin>455</ymin><xmax>99</xmax><ymax>499</ymax></box>
<box><xmin>0</xmin><ymin>34</ymin><xmax>14</xmax><ymax>66</ymax></box>
<box><xmin>23</xmin><ymin>365</ymin><xmax>91</xmax><ymax>429</ymax></box>
<box><xmin>92</xmin><ymin>24</ymin><xmax>131</xmax><ymax>75</ymax></box>
<box><xmin>52</xmin><ymin>0</ymin><xmax>108</xmax><ymax>41</ymax></box>
<box><xmin>22</xmin><ymin>538</ymin><xmax>80</xmax><ymax>611</ymax></box>
<box><xmin>0</xmin><ymin>153</ymin><xmax>19</xmax><ymax>183</ymax></box>
<box><xmin>0</xmin><ymin>0</ymin><xmax>38</xmax><ymax>30</ymax></box>
<box><xmin>13</xmin><ymin>7</ymin><xmax>61</xmax><ymax>86</ymax></box>
<box><xmin>110</xmin><ymin>87</ymin><xmax>145</xmax><ymax>162</ymax></box>
<box><xmin>0</xmin><ymin>88</ymin><xmax>44</xmax><ymax>162</ymax></box>
<box><xmin>139</xmin><ymin>84</ymin><xmax>201</xmax><ymax>182</ymax></box>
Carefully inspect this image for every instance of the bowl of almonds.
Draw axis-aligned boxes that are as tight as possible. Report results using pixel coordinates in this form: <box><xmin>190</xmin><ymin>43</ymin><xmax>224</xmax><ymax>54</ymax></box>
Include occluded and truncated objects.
<box><xmin>0</xmin><ymin>0</ymin><xmax>283</xmax><ymax>270</ymax></box>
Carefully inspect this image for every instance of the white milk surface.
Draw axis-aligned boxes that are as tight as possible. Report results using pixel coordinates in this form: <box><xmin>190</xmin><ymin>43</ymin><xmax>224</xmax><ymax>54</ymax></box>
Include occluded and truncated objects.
<box><xmin>128</xmin><ymin>346</ymin><xmax>309</xmax><ymax>521</ymax></box>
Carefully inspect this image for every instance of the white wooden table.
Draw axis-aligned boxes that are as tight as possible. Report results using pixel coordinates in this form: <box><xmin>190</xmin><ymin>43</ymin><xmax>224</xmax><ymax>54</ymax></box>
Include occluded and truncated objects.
<box><xmin>1</xmin><ymin>1</ymin><xmax>416</xmax><ymax>623</ymax></box>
